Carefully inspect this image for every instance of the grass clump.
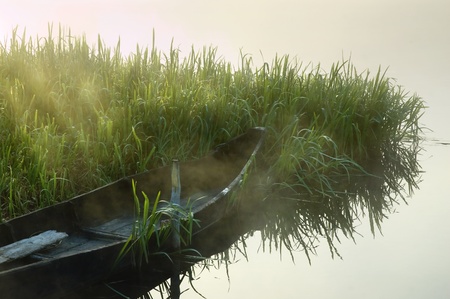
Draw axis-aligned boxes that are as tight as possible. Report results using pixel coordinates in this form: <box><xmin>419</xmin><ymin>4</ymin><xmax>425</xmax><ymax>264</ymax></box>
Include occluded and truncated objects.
<box><xmin>0</xmin><ymin>25</ymin><xmax>424</xmax><ymax>258</ymax></box>
<box><xmin>115</xmin><ymin>180</ymin><xmax>198</xmax><ymax>269</ymax></box>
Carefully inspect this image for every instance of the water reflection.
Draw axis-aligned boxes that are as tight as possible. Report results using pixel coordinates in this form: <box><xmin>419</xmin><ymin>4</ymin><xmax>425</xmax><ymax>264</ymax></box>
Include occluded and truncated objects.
<box><xmin>67</xmin><ymin>135</ymin><xmax>422</xmax><ymax>299</ymax></box>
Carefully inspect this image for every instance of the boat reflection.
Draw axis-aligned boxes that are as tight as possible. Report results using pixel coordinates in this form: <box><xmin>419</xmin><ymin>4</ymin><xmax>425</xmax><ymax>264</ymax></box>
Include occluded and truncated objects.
<box><xmin>65</xmin><ymin>136</ymin><xmax>422</xmax><ymax>299</ymax></box>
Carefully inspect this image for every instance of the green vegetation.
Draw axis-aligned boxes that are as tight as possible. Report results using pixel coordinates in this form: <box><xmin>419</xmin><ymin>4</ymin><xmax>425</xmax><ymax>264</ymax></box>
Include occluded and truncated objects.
<box><xmin>115</xmin><ymin>179</ymin><xmax>198</xmax><ymax>268</ymax></box>
<box><xmin>0</xmin><ymin>24</ymin><xmax>424</xmax><ymax>259</ymax></box>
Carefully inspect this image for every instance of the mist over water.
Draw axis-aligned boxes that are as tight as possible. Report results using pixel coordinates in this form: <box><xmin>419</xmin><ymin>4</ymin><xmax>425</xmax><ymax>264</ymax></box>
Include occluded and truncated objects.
<box><xmin>2</xmin><ymin>1</ymin><xmax>450</xmax><ymax>298</ymax></box>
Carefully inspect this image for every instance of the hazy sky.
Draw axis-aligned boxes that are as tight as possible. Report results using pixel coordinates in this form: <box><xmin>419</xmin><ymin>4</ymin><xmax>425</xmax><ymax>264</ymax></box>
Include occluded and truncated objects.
<box><xmin>2</xmin><ymin>0</ymin><xmax>449</xmax><ymax>139</ymax></box>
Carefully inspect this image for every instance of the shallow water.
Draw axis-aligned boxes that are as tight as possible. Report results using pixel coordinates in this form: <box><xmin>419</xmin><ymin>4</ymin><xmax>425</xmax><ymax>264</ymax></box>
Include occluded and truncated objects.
<box><xmin>2</xmin><ymin>1</ymin><xmax>450</xmax><ymax>298</ymax></box>
<box><xmin>172</xmin><ymin>141</ymin><xmax>450</xmax><ymax>299</ymax></box>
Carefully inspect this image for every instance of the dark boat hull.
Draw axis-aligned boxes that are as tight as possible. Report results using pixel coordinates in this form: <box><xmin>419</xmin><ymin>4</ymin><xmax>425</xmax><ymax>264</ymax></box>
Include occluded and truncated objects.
<box><xmin>69</xmin><ymin>204</ymin><xmax>266</xmax><ymax>299</ymax></box>
<box><xmin>0</xmin><ymin>127</ymin><xmax>265</xmax><ymax>299</ymax></box>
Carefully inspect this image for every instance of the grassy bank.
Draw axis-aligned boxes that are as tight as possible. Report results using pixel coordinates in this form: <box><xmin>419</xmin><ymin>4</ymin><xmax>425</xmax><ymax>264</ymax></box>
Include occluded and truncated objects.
<box><xmin>0</xmin><ymin>25</ymin><xmax>424</xmax><ymax>242</ymax></box>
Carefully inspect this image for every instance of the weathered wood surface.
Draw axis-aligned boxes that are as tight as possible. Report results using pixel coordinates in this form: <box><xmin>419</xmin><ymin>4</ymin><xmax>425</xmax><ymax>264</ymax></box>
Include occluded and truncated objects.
<box><xmin>0</xmin><ymin>230</ymin><xmax>68</xmax><ymax>264</ymax></box>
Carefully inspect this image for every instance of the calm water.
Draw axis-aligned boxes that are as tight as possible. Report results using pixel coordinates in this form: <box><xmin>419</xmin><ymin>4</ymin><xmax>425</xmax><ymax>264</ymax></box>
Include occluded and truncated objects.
<box><xmin>2</xmin><ymin>1</ymin><xmax>450</xmax><ymax>298</ymax></box>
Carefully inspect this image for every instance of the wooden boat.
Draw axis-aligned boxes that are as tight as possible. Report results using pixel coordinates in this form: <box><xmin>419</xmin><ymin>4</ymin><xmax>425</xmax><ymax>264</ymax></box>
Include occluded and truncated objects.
<box><xmin>0</xmin><ymin>127</ymin><xmax>266</xmax><ymax>299</ymax></box>
<box><xmin>69</xmin><ymin>196</ymin><xmax>269</xmax><ymax>299</ymax></box>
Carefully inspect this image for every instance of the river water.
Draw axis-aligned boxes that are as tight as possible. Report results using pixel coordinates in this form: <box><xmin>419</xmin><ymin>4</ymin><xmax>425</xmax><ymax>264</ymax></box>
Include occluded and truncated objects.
<box><xmin>2</xmin><ymin>1</ymin><xmax>450</xmax><ymax>298</ymax></box>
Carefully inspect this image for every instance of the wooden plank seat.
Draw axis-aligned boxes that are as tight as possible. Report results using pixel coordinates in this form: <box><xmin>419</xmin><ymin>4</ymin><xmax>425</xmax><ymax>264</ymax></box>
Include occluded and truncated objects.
<box><xmin>0</xmin><ymin>230</ymin><xmax>68</xmax><ymax>264</ymax></box>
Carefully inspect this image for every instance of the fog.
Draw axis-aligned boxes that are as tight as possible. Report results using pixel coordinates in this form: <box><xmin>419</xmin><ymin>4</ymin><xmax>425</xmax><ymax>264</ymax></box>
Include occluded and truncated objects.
<box><xmin>2</xmin><ymin>0</ymin><xmax>449</xmax><ymax>298</ymax></box>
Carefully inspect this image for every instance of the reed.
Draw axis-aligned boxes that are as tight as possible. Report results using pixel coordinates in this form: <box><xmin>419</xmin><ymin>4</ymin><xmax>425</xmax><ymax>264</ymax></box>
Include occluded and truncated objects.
<box><xmin>115</xmin><ymin>179</ymin><xmax>199</xmax><ymax>268</ymax></box>
<box><xmin>0</xmin><ymin>25</ymin><xmax>424</xmax><ymax>258</ymax></box>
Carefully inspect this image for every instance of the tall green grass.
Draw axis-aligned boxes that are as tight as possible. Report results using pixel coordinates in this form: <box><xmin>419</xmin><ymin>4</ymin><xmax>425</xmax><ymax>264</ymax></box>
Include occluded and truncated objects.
<box><xmin>0</xmin><ymin>23</ymin><xmax>424</xmax><ymax>248</ymax></box>
<box><xmin>115</xmin><ymin>180</ymin><xmax>199</xmax><ymax>269</ymax></box>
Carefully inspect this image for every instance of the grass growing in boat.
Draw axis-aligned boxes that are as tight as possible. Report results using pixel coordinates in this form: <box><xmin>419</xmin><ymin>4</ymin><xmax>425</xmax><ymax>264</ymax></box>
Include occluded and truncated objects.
<box><xmin>0</xmin><ymin>26</ymin><xmax>424</xmax><ymax>258</ymax></box>
<box><xmin>115</xmin><ymin>180</ymin><xmax>199</xmax><ymax>268</ymax></box>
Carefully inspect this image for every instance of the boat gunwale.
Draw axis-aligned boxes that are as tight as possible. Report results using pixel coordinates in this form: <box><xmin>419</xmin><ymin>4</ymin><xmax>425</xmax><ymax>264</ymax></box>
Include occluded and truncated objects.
<box><xmin>0</xmin><ymin>127</ymin><xmax>266</xmax><ymax>279</ymax></box>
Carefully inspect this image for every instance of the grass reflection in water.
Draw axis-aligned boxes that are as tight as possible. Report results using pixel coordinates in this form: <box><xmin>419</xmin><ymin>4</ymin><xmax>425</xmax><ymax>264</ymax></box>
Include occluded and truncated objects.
<box><xmin>110</xmin><ymin>128</ymin><xmax>423</xmax><ymax>299</ymax></box>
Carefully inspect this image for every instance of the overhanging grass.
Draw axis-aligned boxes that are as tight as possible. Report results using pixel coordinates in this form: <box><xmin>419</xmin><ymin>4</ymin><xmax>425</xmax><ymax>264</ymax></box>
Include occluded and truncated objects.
<box><xmin>0</xmin><ymin>23</ymin><xmax>424</xmax><ymax>253</ymax></box>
